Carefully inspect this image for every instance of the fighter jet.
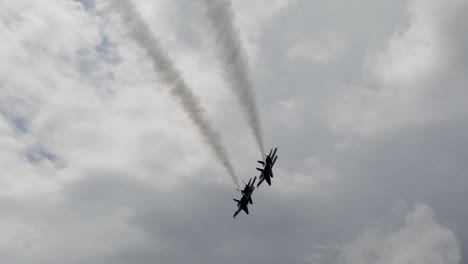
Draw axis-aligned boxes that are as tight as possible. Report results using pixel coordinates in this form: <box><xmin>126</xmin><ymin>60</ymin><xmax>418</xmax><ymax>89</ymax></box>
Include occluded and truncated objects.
<box><xmin>233</xmin><ymin>177</ymin><xmax>256</xmax><ymax>218</ymax></box>
<box><xmin>256</xmin><ymin>147</ymin><xmax>278</xmax><ymax>188</ymax></box>
<box><xmin>237</xmin><ymin>177</ymin><xmax>257</xmax><ymax>205</ymax></box>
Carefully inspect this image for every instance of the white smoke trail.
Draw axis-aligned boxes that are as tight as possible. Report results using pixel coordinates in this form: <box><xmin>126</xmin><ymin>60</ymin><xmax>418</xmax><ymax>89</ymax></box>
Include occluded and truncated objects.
<box><xmin>203</xmin><ymin>0</ymin><xmax>265</xmax><ymax>157</ymax></box>
<box><xmin>107</xmin><ymin>0</ymin><xmax>240</xmax><ymax>188</ymax></box>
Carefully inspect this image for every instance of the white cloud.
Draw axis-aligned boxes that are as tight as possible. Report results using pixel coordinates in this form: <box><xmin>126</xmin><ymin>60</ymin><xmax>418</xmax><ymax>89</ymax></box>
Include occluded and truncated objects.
<box><xmin>234</xmin><ymin>0</ymin><xmax>295</xmax><ymax>31</ymax></box>
<box><xmin>341</xmin><ymin>205</ymin><xmax>461</xmax><ymax>264</ymax></box>
<box><xmin>273</xmin><ymin>156</ymin><xmax>339</xmax><ymax>200</ymax></box>
<box><xmin>287</xmin><ymin>32</ymin><xmax>346</xmax><ymax>63</ymax></box>
<box><xmin>0</xmin><ymin>0</ymin><xmax>103</xmax><ymax>198</ymax></box>
<box><xmin>271</xmin><ymin>96</ymin><xmax>306</xmax><ymax>129</ymax></box>
<box><xmin>230</xmin><ymin>0</ymin><xmax>297</xmax><ymax>62</ymax></box>
<box><xmin>329</xmin><ymin>0</ymin><xmax>468</xmax><ymax>137</ymax></box>
<box><xmin>0</xmin><ymin>0</ymin><xmax>219</xmax><ymax>200</ymax></box>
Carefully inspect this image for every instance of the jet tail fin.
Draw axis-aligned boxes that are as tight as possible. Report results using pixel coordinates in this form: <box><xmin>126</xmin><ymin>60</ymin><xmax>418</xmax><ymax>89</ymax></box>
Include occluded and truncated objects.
<box><xmin>251</xmin><ymin>176</ymin><xmax>257</xmax><ymax>187</ymax></box>
<box><xmin>273</xmin><ymin>156</ymin><xmax>278</xmax><ymax>166</ymax></box>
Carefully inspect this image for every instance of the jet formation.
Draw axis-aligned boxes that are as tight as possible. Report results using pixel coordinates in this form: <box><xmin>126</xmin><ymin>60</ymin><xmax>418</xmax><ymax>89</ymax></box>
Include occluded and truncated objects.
<box><xmin>233</xmin><ymin>147</ymin><xmax>278</xmax><ymax>218</ymax></box>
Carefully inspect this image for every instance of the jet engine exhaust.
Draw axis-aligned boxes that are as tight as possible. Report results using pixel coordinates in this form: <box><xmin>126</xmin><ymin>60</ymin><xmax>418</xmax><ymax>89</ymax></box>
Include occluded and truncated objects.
<box><xmin>203</xmin><ymin>0</ymin><xmax>265</xmax><ymax>157</ymax></box>
<box><xmin>106</xmin><ymin>0</ymin><xmax>240</xmax><ymax>189</ymax></box>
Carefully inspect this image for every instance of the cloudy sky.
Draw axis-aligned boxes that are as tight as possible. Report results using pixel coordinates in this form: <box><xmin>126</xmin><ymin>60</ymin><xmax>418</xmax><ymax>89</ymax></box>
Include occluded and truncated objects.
<box><xmin>1</xmin><ymin>0</ymin><xmax>467</xmax><ymax>263</ymax></box>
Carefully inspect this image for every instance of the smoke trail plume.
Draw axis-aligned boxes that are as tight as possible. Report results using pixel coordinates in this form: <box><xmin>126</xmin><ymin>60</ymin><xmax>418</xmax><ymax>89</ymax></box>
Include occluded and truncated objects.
<box><xmin>108</xmin><ymin>0</ymin><xmax>239</xmax><ymax>188</ymax></box>
<box><xmin>203</xmin><ymin>0</ymin><xmax>265</xmax><ymax>157</ymax></box>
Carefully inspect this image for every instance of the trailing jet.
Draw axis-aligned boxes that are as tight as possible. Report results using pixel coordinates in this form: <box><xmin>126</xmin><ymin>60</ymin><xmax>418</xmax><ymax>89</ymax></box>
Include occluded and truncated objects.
<box><xmin>256</xmin><ymin>147</ymin><xmax>278</xmax><ymax>188</ymax></box>
<box><xmin>237</xmin><ymin>177</ymin><xmax>256</xmax><ymax>205</ymax></box>
<box><xmin>233</xmin><ymin>177</ymin><xmax>256</xmax><ymax>218</ymax></box>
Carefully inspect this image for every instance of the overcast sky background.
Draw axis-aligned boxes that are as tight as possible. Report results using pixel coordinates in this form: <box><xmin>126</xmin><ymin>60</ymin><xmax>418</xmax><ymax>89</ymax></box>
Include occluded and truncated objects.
<box><xmin>1</xmin><ymin>0</ymin><xmax>467</xmax><ymax>263</ymax></box>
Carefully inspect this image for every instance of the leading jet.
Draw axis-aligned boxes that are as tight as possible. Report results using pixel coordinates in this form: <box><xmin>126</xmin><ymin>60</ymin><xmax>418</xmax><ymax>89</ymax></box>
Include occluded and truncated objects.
<box><xmin>233</xmin><ymin>177</ymin><xmax>256</xmax><ymax>218</ymax></box>
<box><xmin>256</xmin><ymin>147</ymin><xmax>278</xmax><ymax>188</ymax></box>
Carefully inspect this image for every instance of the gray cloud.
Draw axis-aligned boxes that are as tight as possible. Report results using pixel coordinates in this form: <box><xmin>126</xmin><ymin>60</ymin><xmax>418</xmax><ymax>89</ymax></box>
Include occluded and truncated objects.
<box><xmin>0</xmin><ymin>0</ymin><xmax>467</xmax><ymax>263</ymax></box>
<box><xmin>329</xmin><ymin>0</ymin><xmax>468</xmax><ymax>137</ymax></box>
<box><xmin>341</xmin><ymin>205</ymin><xmax>461</xmax><ymax>264</ymax></box>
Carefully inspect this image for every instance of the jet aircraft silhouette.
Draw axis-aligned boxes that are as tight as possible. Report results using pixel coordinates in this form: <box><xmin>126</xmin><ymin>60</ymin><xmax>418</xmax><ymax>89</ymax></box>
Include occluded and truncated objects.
<box><xmin>256</xmin><ymin>147</ymin><xmax>278</xmax><ymax>187</ymax></box>
<box><xmin>233</xmin><ymin>177</ymin><xmax>256</xmax><ymax>218</ymax></box>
